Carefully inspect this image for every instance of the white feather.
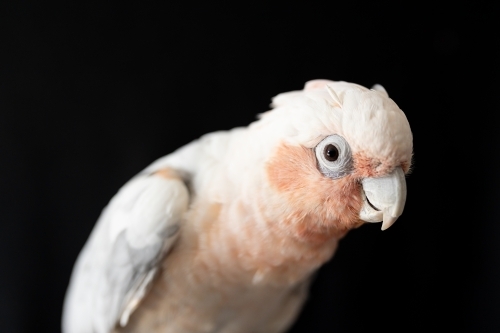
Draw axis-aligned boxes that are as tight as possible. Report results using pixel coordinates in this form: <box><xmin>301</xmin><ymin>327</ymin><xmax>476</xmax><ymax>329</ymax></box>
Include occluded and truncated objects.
<box><xmin>371</xmin><ymin>83</ymin><xmax>389</xmax><ymax>97</ymax></box>
<box><xmin>62</xmin><ymin>173</ymin><xmax>189</xmax><ymax>333</ymax></box>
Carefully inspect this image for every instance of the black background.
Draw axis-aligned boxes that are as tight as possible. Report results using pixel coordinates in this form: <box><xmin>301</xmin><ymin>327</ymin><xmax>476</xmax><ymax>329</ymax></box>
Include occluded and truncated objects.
<box><xmin>1</xmin><ymin>2</ymin><xmax>499</xmax><ymax>333</ymax></box>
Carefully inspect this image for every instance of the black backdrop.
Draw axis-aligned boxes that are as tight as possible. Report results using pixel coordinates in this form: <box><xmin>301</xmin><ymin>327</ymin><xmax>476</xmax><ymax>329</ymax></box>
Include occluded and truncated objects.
<box><xmin>1</xmin><ymin>2</ymin><xmax>499</xmax><ymax>333</ymax></box>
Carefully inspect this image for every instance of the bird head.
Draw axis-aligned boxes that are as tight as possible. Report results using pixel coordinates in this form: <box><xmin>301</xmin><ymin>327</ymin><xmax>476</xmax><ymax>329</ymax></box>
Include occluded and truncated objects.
<box><xmin>259</xmin><ymin>79</ymin><xmax>412</xmax><ymax>239</ymax></box>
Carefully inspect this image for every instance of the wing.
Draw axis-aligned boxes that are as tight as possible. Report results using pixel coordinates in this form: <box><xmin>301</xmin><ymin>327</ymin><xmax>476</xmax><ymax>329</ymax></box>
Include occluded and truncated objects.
<box><xmin>62</xmin><ymin>168</ymin><xmax>189</xmax><ymax>333</ymax></box>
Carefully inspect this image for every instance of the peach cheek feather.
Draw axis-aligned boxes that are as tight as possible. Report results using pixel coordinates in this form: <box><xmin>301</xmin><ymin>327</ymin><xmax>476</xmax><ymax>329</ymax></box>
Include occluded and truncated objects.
<box><xmin>352</xmin><ymin>152</ymin><xmax>412</xmax><ymax>178</ymax></box>
<box><xmin>265</xmin><ymin>143</ymin><xmax>364</xmax><ymax>244</ymax></box>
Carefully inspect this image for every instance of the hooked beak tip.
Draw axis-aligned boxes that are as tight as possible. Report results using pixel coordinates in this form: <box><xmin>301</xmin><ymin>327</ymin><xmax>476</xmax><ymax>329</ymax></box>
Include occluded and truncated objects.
<box><xmin>381</xmin><ymin>211</ymin><xmax>398</xmax><ymax>231</ymax></box>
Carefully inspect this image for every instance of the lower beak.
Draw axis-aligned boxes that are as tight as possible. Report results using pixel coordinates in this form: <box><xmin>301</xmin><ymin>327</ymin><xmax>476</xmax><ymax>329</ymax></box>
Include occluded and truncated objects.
<box><xmin>359</xmin><ymin>166</ymin><xmax>407</xmax><ymax>230</ymax></box>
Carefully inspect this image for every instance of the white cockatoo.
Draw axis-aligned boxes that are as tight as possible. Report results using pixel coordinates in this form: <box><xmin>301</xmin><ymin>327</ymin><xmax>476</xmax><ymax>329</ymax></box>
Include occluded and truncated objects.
<box><xmin>62</xmin><ymin>79</ymin><xmax>413</xmax><ymax>333</ymax></box>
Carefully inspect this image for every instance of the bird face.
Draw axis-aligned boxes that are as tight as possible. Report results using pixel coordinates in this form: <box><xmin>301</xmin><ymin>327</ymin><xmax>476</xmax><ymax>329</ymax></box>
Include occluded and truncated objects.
<box><xmin>264</xmin><ymin>81</ymin><xmax>412</xmax><ymax>240</ymax></box>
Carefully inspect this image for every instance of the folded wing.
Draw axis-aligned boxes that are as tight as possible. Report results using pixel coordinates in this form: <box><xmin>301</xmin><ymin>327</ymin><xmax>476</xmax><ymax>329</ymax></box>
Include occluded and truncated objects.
<box><xmin>62</xmin><ymin>169</ymin><xmax>189</xmax><ymax>333</ymax></box>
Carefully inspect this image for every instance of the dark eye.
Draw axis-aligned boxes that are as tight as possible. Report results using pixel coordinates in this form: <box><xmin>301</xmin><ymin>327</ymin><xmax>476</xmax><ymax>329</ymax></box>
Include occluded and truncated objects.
<box><xmin>323</xmin><ymin>144</ymin><xmax>339</xmax><ymax>161</ymax></box>
<box><xmin>315</xmin><ymin>134</ymin><xmax>352</xmax><ymax>179</ymax></box>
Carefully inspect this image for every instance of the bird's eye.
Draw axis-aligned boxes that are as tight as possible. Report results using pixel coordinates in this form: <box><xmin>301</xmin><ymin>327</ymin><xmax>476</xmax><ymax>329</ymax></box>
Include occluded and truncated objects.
<box><xmin>315</xmin><ymin>135</ymin><xmax>352</xmax><ymax>179</ymax></box>
<box><xmin>323</xmin><ymin>144</ymin><xmax>339</xmax><ymax>162</ymax></box>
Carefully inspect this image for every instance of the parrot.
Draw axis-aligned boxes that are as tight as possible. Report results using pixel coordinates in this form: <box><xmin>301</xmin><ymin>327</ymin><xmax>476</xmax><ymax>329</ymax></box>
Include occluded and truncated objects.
<box><xmin>62</xmin><ymin>79</ymin><xmax>413</xmax><ymax>333</ymax></box>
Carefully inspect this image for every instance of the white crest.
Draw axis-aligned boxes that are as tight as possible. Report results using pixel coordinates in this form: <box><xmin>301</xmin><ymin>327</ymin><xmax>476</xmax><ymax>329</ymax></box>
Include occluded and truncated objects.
<box><xmin>325</xmin><ymin>85</ymin><xmax>342</xmax><ymax>107</ymax></box>
<box><xmin>371</xmin><ymin>84</ymin><xmax>389</xmax><ymax>97</ymax></box>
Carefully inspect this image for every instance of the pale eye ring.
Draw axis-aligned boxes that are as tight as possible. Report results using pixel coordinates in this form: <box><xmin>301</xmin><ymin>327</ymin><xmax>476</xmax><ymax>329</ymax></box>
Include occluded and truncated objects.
<box><xmin>315</xmin><ymin>135</ymin><xmax>353</xmax><ymax>179</ymax></box>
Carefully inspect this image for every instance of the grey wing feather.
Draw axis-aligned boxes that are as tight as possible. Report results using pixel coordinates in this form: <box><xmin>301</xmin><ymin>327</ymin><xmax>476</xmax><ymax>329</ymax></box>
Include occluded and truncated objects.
<box><xmin>62</xmin><ymin>171</ymin><xmax>189</xmax><ymax>333</ymax></box>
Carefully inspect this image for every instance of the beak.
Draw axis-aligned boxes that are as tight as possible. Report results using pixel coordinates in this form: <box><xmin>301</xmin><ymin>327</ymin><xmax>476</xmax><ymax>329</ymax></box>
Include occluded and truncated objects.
<box><xmin>359</xmin><ymin>166</ymin><xmax>407</xmax><ymax>230</ymax></box>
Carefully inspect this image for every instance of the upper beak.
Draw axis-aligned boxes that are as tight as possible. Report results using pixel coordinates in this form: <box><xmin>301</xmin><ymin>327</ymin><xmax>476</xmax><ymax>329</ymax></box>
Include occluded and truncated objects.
<box><xmin>359</xmin><ymin>166</ymin><xmax>407</xmax><ymax>230</ymax></box>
